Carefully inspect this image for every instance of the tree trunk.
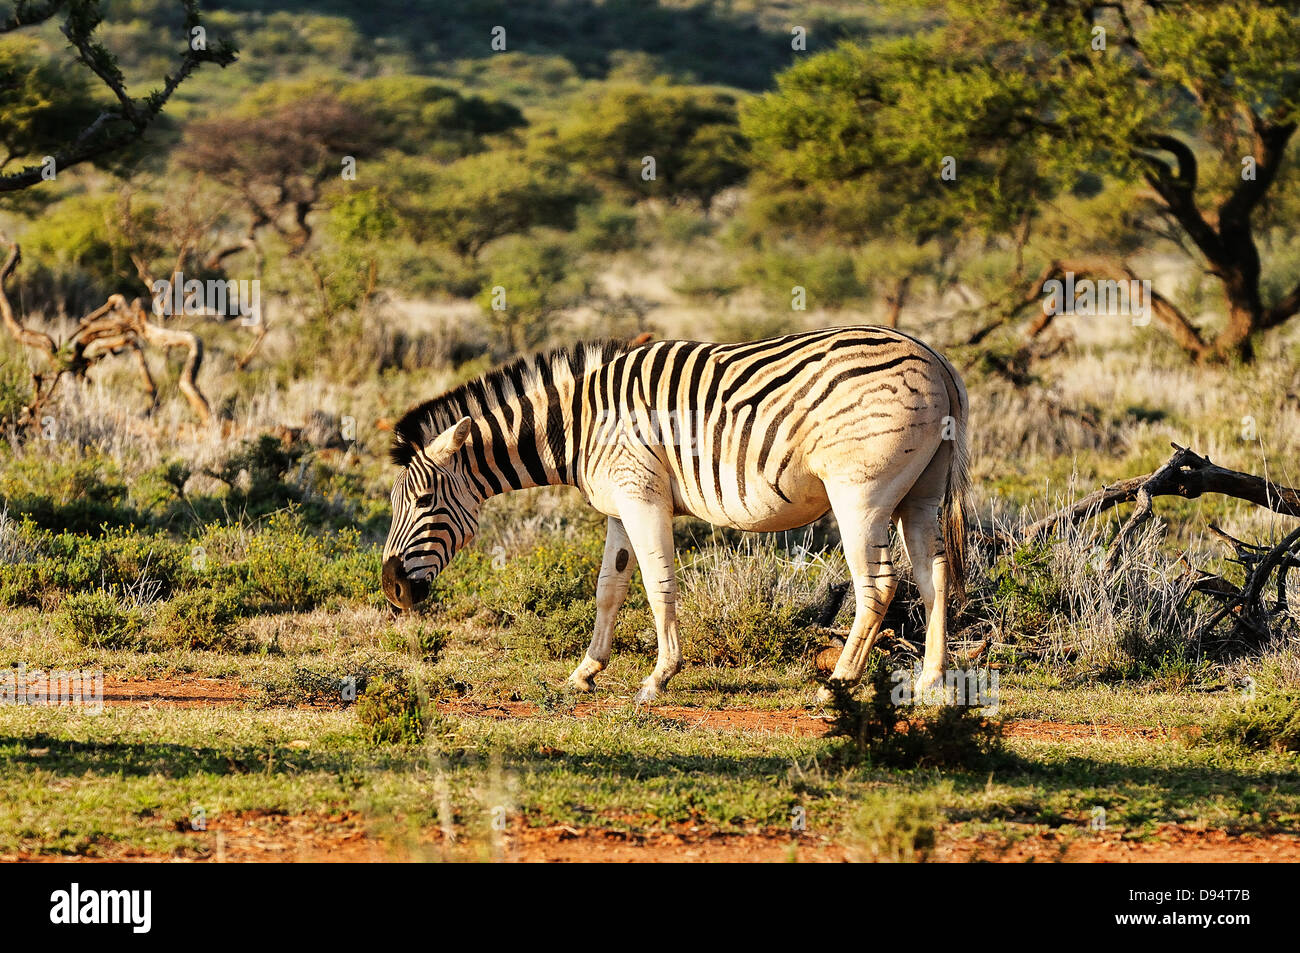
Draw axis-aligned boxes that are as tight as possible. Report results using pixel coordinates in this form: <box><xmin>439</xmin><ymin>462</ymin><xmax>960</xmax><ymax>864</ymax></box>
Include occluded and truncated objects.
<box><xmin>1212</xmin><ymin>259</ymin><xmax>1265</xmax><ymax>362</ymax></box>
<box><xmin>883</xmin><ymin>276</ymin><xmax>909</xmax><ymax>328</ymax></box>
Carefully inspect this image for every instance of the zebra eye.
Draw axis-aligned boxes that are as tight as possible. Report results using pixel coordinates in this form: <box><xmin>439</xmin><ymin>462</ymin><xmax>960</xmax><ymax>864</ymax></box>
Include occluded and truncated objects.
<box><xmin>414</xmin><ymin>493</ymin><xmax>434</xmax><ymax>509</ymax></box>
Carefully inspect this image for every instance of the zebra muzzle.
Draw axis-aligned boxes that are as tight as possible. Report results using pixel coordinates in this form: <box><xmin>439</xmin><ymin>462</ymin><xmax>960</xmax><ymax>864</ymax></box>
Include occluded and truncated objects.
<box><xmin>382</xmin><ymin>556</ymin><xmax>429</xmax><ymax>610</ymax></box>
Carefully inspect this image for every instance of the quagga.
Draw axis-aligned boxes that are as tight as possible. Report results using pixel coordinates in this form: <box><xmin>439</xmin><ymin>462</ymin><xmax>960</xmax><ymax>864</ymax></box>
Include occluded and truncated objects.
<box><xmin>383</xmin><ymin>327</ymin><xmax>970</xmax><ymax>704</ymax></box>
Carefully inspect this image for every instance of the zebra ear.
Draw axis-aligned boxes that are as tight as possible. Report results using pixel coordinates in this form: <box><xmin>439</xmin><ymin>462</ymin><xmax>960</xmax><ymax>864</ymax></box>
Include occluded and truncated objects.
<box><xmin>426</xmin><ymin>416</ymin><xmax>472</xmax><ymax>461</ymax></box>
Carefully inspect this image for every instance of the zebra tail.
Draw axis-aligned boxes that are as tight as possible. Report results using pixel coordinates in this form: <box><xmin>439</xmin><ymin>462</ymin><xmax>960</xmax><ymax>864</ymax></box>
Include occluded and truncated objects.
<box><xmin>939</xmin><ymin>360</ymin><xmax>972</xmax><ymax>608</ymax></box>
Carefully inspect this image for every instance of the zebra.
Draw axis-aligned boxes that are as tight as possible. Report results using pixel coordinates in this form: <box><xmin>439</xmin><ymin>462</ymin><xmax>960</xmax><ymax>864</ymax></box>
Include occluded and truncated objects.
<box><xmin>383</xmin><ymin>326</ymin><xmax>970</xmax><ymax>705</ymax></box>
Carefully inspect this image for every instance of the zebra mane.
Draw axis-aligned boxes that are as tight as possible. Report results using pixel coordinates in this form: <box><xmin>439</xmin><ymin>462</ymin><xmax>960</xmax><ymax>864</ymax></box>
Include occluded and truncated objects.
<box><xmin>388</xmin><ymin>339</ymin><xmax>629</xmax><ymax>467</ymax></box>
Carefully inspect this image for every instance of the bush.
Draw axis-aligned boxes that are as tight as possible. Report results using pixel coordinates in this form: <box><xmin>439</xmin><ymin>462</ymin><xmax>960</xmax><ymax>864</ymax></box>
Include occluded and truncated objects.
<box><xmin>356</xmin><ymin>675</ymin><xmax>430</xmax><ymax>746</ymax></box>
<box><xmin>56</xmin><ymin>590</ymin><xmax>148</xmax><ymax>650</ymax></box>
<box><xmin>0</xmin><ymin>362</ymin><xmax>30</xmax><ymax>428</ymax></box>
<box><xmin>1208</xmin><ymin>690</ymin><xmax>1300</xmax><ymax>752</ymax></box>
<box><xmin>738</xmin><ymin>243</ymin><xmax>866</xmax><ymax>310</ymax></box>
<box><xmin>573</xmin><ymin>203</ymin><xmax>639</xmax><ymax>252</ymax></box>
<box><xmin>678</xmin><ymin>541</ymin><xmax>830</xmax><ymax>666</ymax></box>
<box><xmin>0</xmin><ymin>525</ymin><xmax>192</xmax><ymax>607</ymax></box>
<box><xmin>153</xmin><ymin>587</ymin><xmax>249</xmax><ymax>652</ymax></box>
<box><xmin>498</xmin><ymin>538</ymin><xmax>597</xmax><ymax>652</ymax></box>
<box><xmin>493</xmin><ymin>537</ymin><xmax>652</xmax><ymax>659</ymax></box>
<box><xmin>825</xmin><ymin>663</ymin><xmax>1003</xmax><ymax>770</ymax></box>
<box><xmin>0</xmin><ymin>453</ymin><xmax>140</xmax><ymax>532</ymax></box>
<box><xmin>853</xmin><ymin>792</ymin><xmax>942</xmax><ymax>862</ymax></box>
<box><xmin>204</xmin><ymin>435</ymin><xmax>308</xmax><ymax>515</ymax></box>
<box><xmin>427</xmin><ymin>549</ymin><xmax>503</xmax><ymax>621</ymax></box>
<box><xmin>381</xmin><ymin>623</ymin><xmax>449</xmax><ymax>662</ymax></box>
<box><xmin>979</xmin><ymin>519</ymin><xmax>1211</xmax><ymax>680</ymax></box>
<box><xmin>242</xmin><ymin>512</ymin><xmax>377</xmax><ymax>612</ymax></box>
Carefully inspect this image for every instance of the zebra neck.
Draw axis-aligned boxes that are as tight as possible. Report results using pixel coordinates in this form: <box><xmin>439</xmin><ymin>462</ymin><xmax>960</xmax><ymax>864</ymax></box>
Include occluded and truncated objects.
<box><xmin>460</xmin><ymin>392</ymin><xmax>578</xmax><ymax>498</ymax></box>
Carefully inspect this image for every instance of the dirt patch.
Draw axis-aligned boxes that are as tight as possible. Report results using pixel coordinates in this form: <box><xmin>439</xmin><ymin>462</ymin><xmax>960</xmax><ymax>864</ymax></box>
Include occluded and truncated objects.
<box><xmin>99</xmin><ymin>676</ymin><xmax>254</xmax><ymax>708</ymax></box>
<box><xmin>0</xmin><ymin>813</ymin><xmax>845</xmax><ymax>863</ymax></box>
<box><xmin>440</xmin><ymin>699</ymin><xmax>832</xmax><ymax>736</ymax></box>
<box><xmin>8</xmin><ymin>811</ymin><xmax>1296</xmax><ymax>863</ymax></box>
<box><xmin>440</xmin><ymin>699</ymin><xmax>1173</xmax><ymax>742</ymax></box>
<box><xmin>999</xmin><ymin>719</ymin><xmax>1169</xmax><ymax>742</ymax></box>
<box><xmin>494</xmin><ymin>823</ymin><xmax>846</xmax><ymax>862</ymax></box>
<box><xmin>939</xmin><ymin>825</ymin><xmax>1300</xmax><ymax>863</ymax></box>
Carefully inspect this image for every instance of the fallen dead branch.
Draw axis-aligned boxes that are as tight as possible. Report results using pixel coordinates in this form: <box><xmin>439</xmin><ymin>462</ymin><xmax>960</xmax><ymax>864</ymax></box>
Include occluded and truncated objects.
<box><xmin>0</xmin><ymin>240</ymin><xmax>211</xmax><ymax>425</ymax></box>
<box><xmin>1018</xmin><ymin>443</ymin><xmax>1299</xmax><ymax>652</ymax></box>
<box><xmin>1023</xmin><ymin>443</ymin><xmax>1300</xmax><ymax>543</ymax></box>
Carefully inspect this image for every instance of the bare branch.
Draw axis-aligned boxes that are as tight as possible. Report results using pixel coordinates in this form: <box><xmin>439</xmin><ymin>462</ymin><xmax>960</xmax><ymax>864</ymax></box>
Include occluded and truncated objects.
<box><xmin>0</xmin><ymin>1</ymin><xmax>236</xmax><ymax>193</ymax></box>
<box><xmin>1023</xmin><ymin>444</ymin><xmax>1300</xmax><ymax>543</ymax></box>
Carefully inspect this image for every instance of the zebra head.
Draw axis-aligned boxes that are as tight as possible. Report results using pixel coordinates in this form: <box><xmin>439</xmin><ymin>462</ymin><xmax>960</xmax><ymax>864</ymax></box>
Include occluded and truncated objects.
<box><xmin>383</xmin><ymin>416</ymin><xmax>477</xmax><ymax>610</ymax></box>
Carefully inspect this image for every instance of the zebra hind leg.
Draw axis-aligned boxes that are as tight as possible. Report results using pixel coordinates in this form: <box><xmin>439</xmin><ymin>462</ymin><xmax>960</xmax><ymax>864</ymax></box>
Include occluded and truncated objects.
<box><xmin>815</xmin><ymin>488</ymin><xmax>897</xmax><ymax>705</ymax></box>
<box><xmin>897</xmin><ymin>500</ymin><xmax>951</xmax><ymax>702</ymax></box>
<box><xmin>567</xmin><ymin>517</ymin><xmax>637</xmax><ymax>692</ymax></box>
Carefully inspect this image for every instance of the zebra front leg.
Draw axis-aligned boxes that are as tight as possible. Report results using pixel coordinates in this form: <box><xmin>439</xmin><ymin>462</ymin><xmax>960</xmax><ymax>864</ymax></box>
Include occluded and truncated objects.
<box><xmin>615</xmin><ymin>497</ymin><xmax>681</xmax><ymax>705</ymax></box>
<box><xmin>567</xmin><ymin>517</ymin><xmax>637</xmax><ymax>692</ymax></box>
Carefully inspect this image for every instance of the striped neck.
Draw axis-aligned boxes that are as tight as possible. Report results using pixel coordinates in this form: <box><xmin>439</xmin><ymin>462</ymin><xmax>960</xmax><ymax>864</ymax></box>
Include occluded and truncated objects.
<box><xmin>390</xmin><ymin>341</ymin><xmax>627</xmax><ymax>499</ymax></box>
<box><xmin>456</xmin><ymin>367</ymin><xmax>580</xmax><ymax>497</ymax></box>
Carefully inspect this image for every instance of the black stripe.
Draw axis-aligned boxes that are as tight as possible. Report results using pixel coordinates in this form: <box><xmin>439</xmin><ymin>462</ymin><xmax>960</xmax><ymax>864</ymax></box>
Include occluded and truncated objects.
<box><xmin>512</xmin><ymin>391</ymin><xmax>551</xmax><ymax>488</ymax></box>
<box><xmin>464</xmin><ymin>402</ymin><xmax>502</xmax><ymax>496</ymax></box>
<box><xmin>478</xmin><ymin>408</ymin><xmax>520</xmax><ymax>491</ymax></box>
<box><xmin>536</xmin><ymin>356</ymin><xmax>568</xmax><ymax>484</ymax></box>
<box><xmin>671</xmin><ymin>343</ymin><xmax>708</xmax><ymax>505</ymax></box>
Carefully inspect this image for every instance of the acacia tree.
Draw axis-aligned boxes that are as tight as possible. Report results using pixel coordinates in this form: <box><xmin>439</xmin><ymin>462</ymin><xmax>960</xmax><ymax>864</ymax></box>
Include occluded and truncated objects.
<box><xmin>743</xmin><ymin>38</ymin><xmax>1055</xmax><ymax>325</ymax></box>
<box><xmin>555</xmin><ymin>85</ymin><xmax>749</xmax><ymax>211</ymax></box>
<box><xmin>180</xmin><ymin>95</ymin><xmax>380</xmax><ymax>261</ymax></box>
<box><xmin>0</xmin><ymin>1</ymin><xmax>233</xmax><ymax>424</ymax></box>
<box><xmin>389</xmin><ymin>150</ymin><xmax>591</xmax><ymax>260</ymax></box>
<box><xmin>745</xmin><ymin>1</ymin><xmax>1300</xmax><ymax>361</ymax></box>
<box><xmin>0</xmin><ymin>0</ymin><xmax>235</xmax><ymax>192</ymax></box>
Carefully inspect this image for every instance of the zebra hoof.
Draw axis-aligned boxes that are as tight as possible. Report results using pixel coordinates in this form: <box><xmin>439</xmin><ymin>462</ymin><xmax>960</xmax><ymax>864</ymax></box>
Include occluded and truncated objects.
<box><xmin>565</xmin><ymin>676</ymin><xmax>595</xmax><ymax>693</ymax></box>
<box><xmin>567</xmin><ymin>656</ymin><xmax>602</xmax><ymax>693</ymax></box>
<box><xmin>913</xmin><ymin>671</ymin><xmax>949</xmax><ymax>705</ymax></box>
<box><xmin>633</xmin><ymin>683</ymin><xmax>659</xmax><ymax>706</ymax></box>
<box><xmin>814</xmin><ymin>686</ymin><xmax>834</xmax><ymax>707</ymax></box>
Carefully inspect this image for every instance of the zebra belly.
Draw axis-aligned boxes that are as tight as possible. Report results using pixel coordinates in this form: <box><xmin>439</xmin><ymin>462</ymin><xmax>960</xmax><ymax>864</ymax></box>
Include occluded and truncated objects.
<box><xmin>669</xmin><ymin>468</ymin><xmax>830</xmax><ymax>532</ymax></box>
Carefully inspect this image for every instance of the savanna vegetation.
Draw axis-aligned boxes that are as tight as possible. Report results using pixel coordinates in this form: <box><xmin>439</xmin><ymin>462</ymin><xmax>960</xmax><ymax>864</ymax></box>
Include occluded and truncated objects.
<box><xmin>0</xmin><ymin>0</ymin><xmax>1297</xmax><ymax>861</ymax></box>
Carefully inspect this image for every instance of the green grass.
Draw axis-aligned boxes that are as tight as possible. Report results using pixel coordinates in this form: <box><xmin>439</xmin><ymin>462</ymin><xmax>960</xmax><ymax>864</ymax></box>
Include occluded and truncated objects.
<box><xmin>1</xmin><ymin>475</ymin><xmax>1296</xmax><ymax>858</ymax></box>
<box><xmin>1</xmin><ymin>617</ymin><xmax>1298</xmax><ymax>859</ymax></box>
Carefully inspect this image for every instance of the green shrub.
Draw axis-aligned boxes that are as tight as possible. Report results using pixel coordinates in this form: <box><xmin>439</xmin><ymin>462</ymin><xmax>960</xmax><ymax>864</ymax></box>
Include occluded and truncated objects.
<box><xmin>0</xmin><ymin>453</ymin><xmax>139</xmax><ymax>532</ymax></box>
<box><xmin>825</xmin><ymin>663</ymin><xmax>1003</xmax><ymax>770</ymax></box>
<box><xmin>495</xmin><ymin>538</ymin><xmax>651</xmax><ymax>659</ymax></box>
<box><xmin>989</xmin><ymin>541</ymin><xmax>1065</xmax><ymax>635</ymax></box>
<box><xmin>381</xmin><ymin>623</ymin><xmax>449</xmax><ymax>662</ymax></box>
<box><xmin>853</xmin><ymin>792</ymin><xmax>942</xmax><ymax>862</ymax></box>
<box><xmin>739</xmin><ymin>243</ymin><xmax>865</xmax><ymax>310</ymax></box>
<box><xmin>56</xmin><ymin>590</ymin><xmax>148</xmax><ymax>650</ymax></box>
<box><xmin>0</xmin><ymin>525</ymin><xmax>192</xmax><ymax>606</ymax></box>
<box><xmin>573</xmin><ymin>203</ymin><xmax>639</xmax><ymax>252</ymax></box>
<box><xmin>204</xmin><ymin>435</ymin><xmax>307</xmax><ymax>515</ymax></box>
<box><xmin>428</xmin><ymin>549</ymin><xmax>503</xmax><ymax>620</ymax></box>
<box><xmin>242</xmin><ymin>512</ymin><xmax>376</xmax><ymax>612</ymax></box>
<box><xmin>678</xmin><ymin>542</ymin><xmax>828</xmax><ymax>666</ymax></box>
<box><xmin>356</xmin><ymin>675</ymin><xmax>429</xmax><ymax>746</ymax></box>
<box><xmin>0</xmin><ymin>362</ymin><xmax>30</xmax><ymax>428</ymax></box>
<box><xmin>1208</xmin><ymin>690</ymin><xmax>1300</xmax><ymax>752</ymax></box>
<box><xmin>153</xmin><ymin>587</ymin><xmax>249</xmax><ymax>652</ymax></box>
